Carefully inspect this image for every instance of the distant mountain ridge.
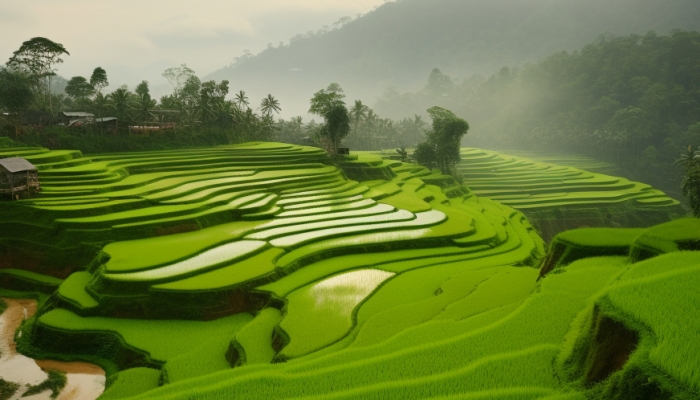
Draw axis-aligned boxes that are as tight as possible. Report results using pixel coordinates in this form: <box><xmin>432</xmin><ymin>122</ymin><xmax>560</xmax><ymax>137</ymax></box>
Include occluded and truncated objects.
<box><xmin>206</xmin><ymin>0</ymin><xmax>700</xmax><ymax>116</ymax></box>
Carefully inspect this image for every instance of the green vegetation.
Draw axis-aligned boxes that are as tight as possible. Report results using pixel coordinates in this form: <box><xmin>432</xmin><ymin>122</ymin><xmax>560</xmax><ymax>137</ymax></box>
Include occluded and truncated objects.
<box><xmin>377</xmin><ymin>30</ymin><xmax>700</xmax><ymax>203</ymax></box>
<box><xmin>99</xmin><ymin>368</ymin><xmax>161</xmax><ymax>400</ymax></box>
<box><xmin>22</xmin><ymin>370</ymin><xmax>67</xmax><ymax>399</ymax></box>
<box><xmin>0</xmin><ymin>143</ymin><xmax>696</xmax><ymax>399</ymax></box>
<box><xmin>413</xmin><ymin>107</ymin><xmax>469</xmax><ymax>175</ymax></box>
<box><xmin>0</xmin><ymin>378</ymin><xmax>19</xmax><ymax>400</ymax></box>
<box><xmin>208</xmin><ymin>0</ymin><xmax>700</xmax><ymax>118</ymax></box>
<box><xmin>677</xmin><ymin>145</ymin><xmax>700</xmax><ymax>216</ymax></box>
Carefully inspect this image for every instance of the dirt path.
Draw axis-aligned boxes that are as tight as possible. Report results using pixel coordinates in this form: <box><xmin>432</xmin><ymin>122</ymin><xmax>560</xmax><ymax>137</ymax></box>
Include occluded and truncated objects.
<box><xmin>0</xmin><ymin>298</ymin><xmax>105</xmax><ymax>400</ymax></box>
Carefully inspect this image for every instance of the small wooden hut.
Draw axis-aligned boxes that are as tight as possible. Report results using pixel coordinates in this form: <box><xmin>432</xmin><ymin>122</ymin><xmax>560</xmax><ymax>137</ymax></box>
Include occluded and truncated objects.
<box><xmin>0</xmin><ymin>157</ymin><xmax>40</xmax><ymax>200</ymax></box>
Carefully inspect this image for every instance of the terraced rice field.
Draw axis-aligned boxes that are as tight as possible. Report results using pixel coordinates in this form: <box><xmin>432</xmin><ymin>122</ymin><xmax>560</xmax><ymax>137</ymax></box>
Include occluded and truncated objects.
<box><xmin>457</xmin><ymin>148</ymin><xmax>678</xmax><ymax>209</ymax></box>
<box><xmin>0</xmin><ymin>143</ymin><xmax>697</xmax><ymax>399</ymax></box>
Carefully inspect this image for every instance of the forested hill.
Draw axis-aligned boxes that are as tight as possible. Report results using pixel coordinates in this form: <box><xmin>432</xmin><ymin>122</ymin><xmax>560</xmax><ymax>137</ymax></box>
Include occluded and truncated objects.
<box><xmin>374</xmin><ymin>31</ymin><xmax>700</xmax><ymax>201</ymax></box>
<box><xmin>206</xmin><ymin>0</ymin><xmax>700</xmax><ymax>116</ymax></box>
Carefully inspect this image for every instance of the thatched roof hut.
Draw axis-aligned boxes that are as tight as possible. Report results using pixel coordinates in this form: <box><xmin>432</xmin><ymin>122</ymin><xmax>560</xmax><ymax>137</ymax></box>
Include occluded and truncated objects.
<box><xmin>0</xmin><ymin>157</ymin><xmax>40</xmax><ymax>200</ymax></box>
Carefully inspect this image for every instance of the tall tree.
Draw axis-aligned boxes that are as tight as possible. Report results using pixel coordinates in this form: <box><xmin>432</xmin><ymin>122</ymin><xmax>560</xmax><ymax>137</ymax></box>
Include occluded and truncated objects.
<box><xmin>235</xmin><ymin>90</ymin><xmax>249</xmax><ymax>109</ymax></box>
<box><xmin>350</xmin><ymin>100</ymin><xmax>368</xmax><ymax>126</ymax></box>
<box><xmin>309</xmin><ymin>84</ymin><xmax>350</xmax><ymax>154</ymax></box>
<box><xmin>6</xmin><ymin>37</ymin><xmax>69</xmax><ymax>115</ymax></box>
<box><xmin>319</xmin><ymin>104</ymin><xmax>350</xmax><ymax>154</ymax></box>
<box><xmin>64</xmin><ymin>76</ymin><xmax>93</xmax><ymax>100</ymax></box>
<box><xmin>413</xmin><ymin>107</ymin><xmax>469</xmax><ymax>174</ymax></box>
<box><xmin>90</xmin><ymin>67</ymin><xmax>109</xmax><ymax>95</ymax></box>
<box><xmin>677</xmin><ymin>145</ymin><xmax>700</xmax><ymax>216</ymax></box>
<box><xmin>108</xmin><ymin>85</ymin><xmax>132</xmax><ymax>125</ymax></box>
<box><xmin>131</xmin><ymin>81</ymin><xmax>156</xmax><ymax>125</ymax></box>
<box><xmin>309</xmin><ymin>83</ymin><xmax>345</xmax><ymax>115</ymax></box>
<box><xmin>162</xmin><ymin>64</ymin><xmax>196</xmax><ymax>96</ymax></box>
<box><xmin>0</xmin><ymin>68</ymin><xmax>34</xmax><ymax>138</ymax></box>
<box><xmin>260</xmin><ymin>94</ymin><xmax>281</xmax><ymax>117</ymax></box>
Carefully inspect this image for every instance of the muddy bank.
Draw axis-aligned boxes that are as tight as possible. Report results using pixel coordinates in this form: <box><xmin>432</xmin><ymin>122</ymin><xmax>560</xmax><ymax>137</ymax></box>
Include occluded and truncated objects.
<box><xmin>0</xmin><ymin>298</ymin><xmax>105</xmax><ymax>400</ymax></box>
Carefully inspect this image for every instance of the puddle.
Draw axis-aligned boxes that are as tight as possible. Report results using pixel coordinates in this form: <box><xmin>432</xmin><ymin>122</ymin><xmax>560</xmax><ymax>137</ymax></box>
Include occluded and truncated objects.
<box><xmin>0</xmin><ymin>298</ymin><xmax>105</xmax><ymax>400</ymax></box>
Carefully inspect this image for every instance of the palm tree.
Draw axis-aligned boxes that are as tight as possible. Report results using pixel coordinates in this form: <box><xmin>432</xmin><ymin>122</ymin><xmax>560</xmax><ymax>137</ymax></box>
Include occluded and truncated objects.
<box><xmin>681</xmin><ymin>164</ymin><xmax>700</xmax><ymax>217</ymax></box>
<box><xmin>350</xmin><ymin>100</ymin><xmax>368</xmax><ymax>128</ymax></box>
<box><xmin>129</xmin><ymin>93</ymin><xmax>156</xmax><ymax>126</ymax></box>
<box><xmin>675</xmin><ymin>145</ymin><xmax>700</xmax><ymax>171</ymax></box>
<box><xmin>108</xmin><ymin>86</ymin><xmax>132</xmax><ymax>124</ymax></box>
<box><xmin>259</xmin><ymin>94</ymin><xmax>281</xmax><ymax>117</ymax></box>
<box><xmin>92</xmin><ymin>92</ymin><xmax>111</xmax><ymax>134</ymax></box>
<box><xmin>364</xmin><ymin>109</ymin><xmax>379</xmax><ymax>150</ymax></box>
<box><xmin>234</xmin><ymin>90</ymin><xmax>249</xmax><ymax>109</ymax></box>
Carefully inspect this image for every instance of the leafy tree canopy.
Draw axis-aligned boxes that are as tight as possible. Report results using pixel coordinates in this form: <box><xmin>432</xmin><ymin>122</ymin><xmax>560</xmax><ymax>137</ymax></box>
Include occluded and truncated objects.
<box><xmin>135</xmin><ymin>80</ymin><xmax>151</xmax><ymax>100</ymax></box>
<box><xmin>90</xmin><ymin>67</ymin><xmax>109</xmax><ymax>93</ymax></box>
<box><xmin>414</xmin><ymin>106</ymin><xmax>469</xmax><ymax>174</ymax></box>
<box><xmin>162</xmin><ymin>64</ymin><xmax>196</xmax><ymax>95</ymax></box>
<box><xmin>65</xmin><ymin>76</ymin><xmax>93</xmax><ymax>99</ymax></box>
<box><xmin>309</xmin><ymin>83</ymin><xmax>345</xmax><ymax>116</ymax></box>
<box><xmin>0</xmin><ymin>68</ymin><xmax>34</xmax><ymax>112</ymax></box>
<box><xmin>6</xmin><ymin>37</ymin><xmax>69</xmax><ymax>77</ymax></box>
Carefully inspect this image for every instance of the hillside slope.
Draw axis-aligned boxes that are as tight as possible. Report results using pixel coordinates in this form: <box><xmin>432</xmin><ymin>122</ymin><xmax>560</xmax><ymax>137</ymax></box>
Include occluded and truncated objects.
<box><xmin>206</xmin><ymin>0</ymin><xmax>700</xmax><ymax>116</ymax></box>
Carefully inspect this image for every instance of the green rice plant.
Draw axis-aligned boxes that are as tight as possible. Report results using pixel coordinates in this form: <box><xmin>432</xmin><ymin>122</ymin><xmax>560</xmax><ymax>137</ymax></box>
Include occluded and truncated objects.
<box><xmin>98</xmin><ymin>368</ymin><xmax>162</xmax><ymax>400</ymax></box>
<box><xmin>231</xmin><ymin>308</ymin><xmax>283</xmax><ymax>366</ymax></box>
<box><xmin>286</xmin><ymin>346</ymin><xmax>561</xmax><ymax>400</ymax></box>
<box><xmin>278</xmin><ymin>269</ymin><xmax>394</xmax><ymax>359</ymax></box>
<box><xmin>153</xmin><ymin>248</ymin><xmax>285</xmax><ymax>291</ymax></box>
<box><xmin>269</xmin><ymin>210</ymin><xmax>445</xmax><ymax>248</ymax></box>
<box><xmin>378</xmin><ymin>190</ymin><xmax>433</xmax><ymax>213</ymax></box>
<box><xmin>252</xmin><ymin>203</ymin><xmax>396</xmax><ymax>231</ymax></box>
<box><xmin>603</xmin><ymin>256</ymin><xmax>700</xmax><ymax>392</ymax></box>
<box><xmin>104</xmin><ymin>240</ymin><xmax>267</xmax><ymax>282</ymax></box>
<box><xmin>56</xmin><ymin>271</ymin><xmax>98</xmax><ymax>309</ymax></box>
<box><xmin>37</xmin><ymin>308</ymin><xmax>253</xmax><ymax>383</ymax></box>
<box><xmin>629</xmin><ymin>218</ymin><xmax>700</xmax><ymax>261</ymax></box>
<box><xmin>433</xmin><ymin>268</ymin><xmax>539</xmax><ymax>321</ymax></box>
<box><xmin>103</xmin><ymin>220</ymin><xmax>262</xmax><ymax>273</ymax></box>
<box><xmin>0</xmin><ymin>269</ymin><xmax>62</xmax><ymax>294</ymax></box>
<box><xmin>457</xmin><ymin>148</ymin><xmax>680</xmax><ymax>211</ymax></box>
<box><xmin>347</xmin><ymin>265</ymin><xmax>512</xmax><ymax>349</ymax></box>
<box><xmin>276</xmin><ymin>198</ymin><xmax>377</xmax><ymax>217</ymax></box>
<box><xmin>248</xmin><ymin>209</ymin><xmax>415</xmax><ymax>241</ymax></box>
<box><xmin>260</xmin><ymin>246</ymin><xmax>470</xmax><ymax>298</ymax></box>
<box><xmin>275</xmin><ymin>185</ymin><xmax>369</xmax><ymax>207</ymax></box>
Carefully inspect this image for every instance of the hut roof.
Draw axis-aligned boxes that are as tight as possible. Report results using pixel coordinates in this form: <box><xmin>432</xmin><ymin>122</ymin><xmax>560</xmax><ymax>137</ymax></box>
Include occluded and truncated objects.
<box><xmin>62</xmin><ymin>111</ymin><xmax>94</xmax><ymax>118</ymax></box>
<box><xmin>0</xmin><ymin>157</ymin><xmax>37</xmax><ymax>173</ymax></box>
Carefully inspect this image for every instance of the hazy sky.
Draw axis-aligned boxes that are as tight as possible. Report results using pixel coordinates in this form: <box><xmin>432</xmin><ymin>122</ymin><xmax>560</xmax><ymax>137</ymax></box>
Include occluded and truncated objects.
<box><xmin>0</xmin><ymin>0</ymin><xmax>386</xmax><ymax>94</ymax></box>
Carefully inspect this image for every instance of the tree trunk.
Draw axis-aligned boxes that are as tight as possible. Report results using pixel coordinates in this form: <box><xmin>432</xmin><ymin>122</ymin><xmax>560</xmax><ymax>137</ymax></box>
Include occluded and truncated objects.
<box><xmin>48</xmin><ymin>76</ymin><xmax>54</xmax><ymax>116</ymax></box>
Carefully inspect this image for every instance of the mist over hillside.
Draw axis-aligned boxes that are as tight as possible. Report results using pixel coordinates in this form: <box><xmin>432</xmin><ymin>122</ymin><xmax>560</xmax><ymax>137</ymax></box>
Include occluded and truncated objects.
<box><xmin>206</xmin><ymin>0</ymin><xmax>700</xmax><ymax>117</ymax></box>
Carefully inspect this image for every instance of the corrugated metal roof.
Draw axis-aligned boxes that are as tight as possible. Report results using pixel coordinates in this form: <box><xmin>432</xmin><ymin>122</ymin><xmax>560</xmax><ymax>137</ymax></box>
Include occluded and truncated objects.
<box><xmin>63</xmin><ymin>112</ymin><xmax>94</xmax><ymax>117</ymax></box>
<box><xmin>94</xmin><ymin>117</ymin><xmax>118</xmax><ymax>122</ymax></box>
<box><xmin>0</xmin><ymin>157</ymin><xmax>37</xmax><ymax>173</ymax></box>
